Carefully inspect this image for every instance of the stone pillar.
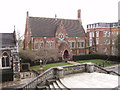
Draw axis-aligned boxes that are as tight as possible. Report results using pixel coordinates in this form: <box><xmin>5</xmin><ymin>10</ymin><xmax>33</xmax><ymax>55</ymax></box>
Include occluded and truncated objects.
<box><xmin>56</xmin><ymin>67</ymin><xmax>64</xmax><ymax>78</ymax></box>
<box><xmin>85</xmin><ymin>63</ymin><xmax>94</xmax><ymax>73</ymax></box>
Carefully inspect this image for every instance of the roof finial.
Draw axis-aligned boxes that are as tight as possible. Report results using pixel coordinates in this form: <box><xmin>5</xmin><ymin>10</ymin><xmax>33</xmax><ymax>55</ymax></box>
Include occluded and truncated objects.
<box><xmin>55</xmin><ymin>14</ymin><xmax>57</xmax><ymax>20</ymax></box>
<box><xmin>14</xmin><ymin>25</ymin><xmax>15</xmax><ymax>32</ymax></box>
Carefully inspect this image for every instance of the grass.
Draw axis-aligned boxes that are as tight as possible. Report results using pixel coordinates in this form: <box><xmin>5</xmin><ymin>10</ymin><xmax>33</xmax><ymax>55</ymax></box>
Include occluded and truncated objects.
<box><xmin>77</xmin><ymin>59</ymin><xmax>120</xmax><ymax>67</ymax></box>
<box><xmin>30</xmin><ymin>62</ymin><xmax>71</xmax><ymax>71</ymax></box>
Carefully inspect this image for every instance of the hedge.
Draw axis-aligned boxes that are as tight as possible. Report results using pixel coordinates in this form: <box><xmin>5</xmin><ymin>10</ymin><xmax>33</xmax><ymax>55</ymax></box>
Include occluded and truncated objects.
<box><xmin>73</xmin><ymin>54</ymin><xmax>120</xmax><ymax>62</ymax></box>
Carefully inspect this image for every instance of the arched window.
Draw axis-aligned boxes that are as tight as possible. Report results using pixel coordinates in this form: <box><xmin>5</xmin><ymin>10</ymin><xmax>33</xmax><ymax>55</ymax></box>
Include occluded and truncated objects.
<box><xmin>2</xmin><ymin>57</ymin><xmax>5</xmax><ymax>67</ymax></box>
<box><xmin>2</xmin><ymin>52</ymin><xmax>10</xmax><ymax>67</ymax></box>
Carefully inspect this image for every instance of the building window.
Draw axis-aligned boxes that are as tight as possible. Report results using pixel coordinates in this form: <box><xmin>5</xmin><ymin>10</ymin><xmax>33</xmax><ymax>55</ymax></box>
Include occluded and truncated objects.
<box><xmin>90</xmin><ymin>32</ymin><xmax>94</xmax><ymax>38</ymax></box>
<box><xmin>39</xmin><ymin>42</ymin><xmax>44</xmax><ymax>48</ymax></box>
<box><xmin>81</xmin><ymin>42</ymin><xmax>84</xmax><ymax>48</ymax></box>
<box><xmin>107</xmin><ymin>32</ymin><xmax>110</xmax><ymax>37</ymax></box>
<box><xmin>112</xmin><ymin>39</ymin><xmax>115</xmax><ymax>45</ymax></box>
<box><xmin>103</xmin><ymin>32</ymin><xmax>107</xmax><ymax>37</ymax></box>
<box><xmin>77</xmin><ymin>42</ymin><xmax>84</xmax><ymax>48</ymax></box>
<box><xmin>78</xmin><ymin>42</ymin><xmax>80</xmax><ymax>48</ymax></box>
<box><xmin>68</xmin><ymin>42</ymin><xmax>71</xmax><ymax>47</ymax></box>
<box><xmin>46</xmin><ymin>41</ymin><xmax>54</xmax><ymax>48</ymax></box>
<box><xmin>35</xmin><ymin>42</ymin><xmax>39</xmax><ymax>49</ymax></box>
<box><xmin>50</xmin><ymin>41</ymin><xmax>54</xmax><ymax>48</ymax></box>
<box><xmin>2</xmin><ymin>52</ymin><xmax>10</xmax><ymax>67</ymax></box>
<box><xmin>72</xmin><ymin>42</ymin><xmax>75</xmax><ymax>48</ymax></box>
<box><xmin>89</xmin><ymin>39</ymin><xmax>93</xmax><ymax>46</ymax></box>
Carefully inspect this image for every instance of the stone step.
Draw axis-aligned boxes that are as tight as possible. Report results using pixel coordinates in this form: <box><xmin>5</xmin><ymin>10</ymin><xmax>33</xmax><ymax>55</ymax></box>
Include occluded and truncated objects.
<box><xmin>36</xmin><ymin>85</ymin><xmax>48</xmax><ymax>90</ymax></box>
<box><xmin>53</xmin><ymin>82</ymin><xmax>59</xmax><ymax>88</ymax></box>
<box><xmin>56</xmin><ymin>80</ymin><xmax>65</xmax><ymax>88</ymax></box>
<box><xmin>47</xmin><ymin>79</ymin><xmax>56</xmax><ymax>84</ymax></box>
<box><xmin>37</xmin><ymin>79</ymin><xmax>69</xmax><ymax>90</ymax></box>
<box><xmin>49</xmin><ymin>83</ymin><xmax>55</xmax><ymax>90</ymax></box>
<box><xmin>57</xmin><ymin>80</ymin><xmax>70</xmax><ymax>90</ymax></box>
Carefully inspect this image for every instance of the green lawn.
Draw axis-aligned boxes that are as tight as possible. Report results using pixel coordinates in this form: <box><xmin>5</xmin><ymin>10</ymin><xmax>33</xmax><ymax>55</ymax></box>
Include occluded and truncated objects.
<box><xmin>77</xmin><ymin>59</ymin><xmax>120</xmax><ymax>67</ymax></box>
<box><xmin>30</xmin><ymin>59</ymin><xmax>120</xmax><ymax>71</ymax></box>
<box><xmin>30</xmin><ymin>62</ymin><xmax>71</xmax><ymax>71</ymax></box>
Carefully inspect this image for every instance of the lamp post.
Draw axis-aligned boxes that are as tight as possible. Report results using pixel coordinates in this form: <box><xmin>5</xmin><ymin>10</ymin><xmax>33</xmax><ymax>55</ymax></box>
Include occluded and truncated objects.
<box><xmin>39</xmin><ymin>59</ymin><xmax>44</xmax><ymax>74</ymax></box>
<box><xmin>40</xmin><ymin>59</ymin><xmax>42</xmax><ymax>69</ymax></box>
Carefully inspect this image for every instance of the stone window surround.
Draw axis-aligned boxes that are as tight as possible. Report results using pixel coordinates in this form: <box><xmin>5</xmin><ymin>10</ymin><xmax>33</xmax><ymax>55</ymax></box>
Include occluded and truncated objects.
<box><xmin>0</xmin><ymin>52</ymin><xmax>11</xmax><ymax>69</ymax></box>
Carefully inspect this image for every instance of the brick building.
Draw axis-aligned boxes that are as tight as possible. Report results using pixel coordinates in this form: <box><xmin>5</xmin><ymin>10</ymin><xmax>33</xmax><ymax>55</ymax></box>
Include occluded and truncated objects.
<box><xmin>87</xmin><ymin>22</ymin><xmax>120</xmax><ymax>55</ymax></box>
<box><xmin>24</xmin><ymin>10</ymin><xmax>86</xmax><ymax>60</ymax></box>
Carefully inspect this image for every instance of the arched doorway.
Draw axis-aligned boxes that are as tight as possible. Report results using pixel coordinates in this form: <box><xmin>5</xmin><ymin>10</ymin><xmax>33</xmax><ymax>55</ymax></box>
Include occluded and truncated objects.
<box><xmin>63</xmin><ymin>50</ymin><xmax>69</xmax><ymax>59</ymax></box>
<box><xmin>2</xmin><ymin>52</ymin><xmax>10</xmax><ymax>67</ymax></box>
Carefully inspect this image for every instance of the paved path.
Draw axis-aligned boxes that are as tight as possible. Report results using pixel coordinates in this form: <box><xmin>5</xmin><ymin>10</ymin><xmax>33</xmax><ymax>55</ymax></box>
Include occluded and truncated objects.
<box><xmin>67</xmin><ymin>61</ymin><xmax>80</xmax><ymax>65</ymax></box>
<box><xmin>60</xmin><ymin>72</ymin><xmax>118</xmax><ymax>88</ymax></box>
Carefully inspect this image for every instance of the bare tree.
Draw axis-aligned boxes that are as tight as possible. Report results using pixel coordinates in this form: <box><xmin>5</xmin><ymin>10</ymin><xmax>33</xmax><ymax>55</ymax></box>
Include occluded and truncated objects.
<box><xmin>34</xmin><ymin>48</ymin><xmax>59</xmax><ymax>65</ymax></box>
<box><xmin>19</xmin><ymin>48</ymin><xmax>59</xmax><ymax>65</ymax></box>
<box><xmin>116</xmin><ymin>33</ymin><xmax>120</xmax><ymax>56</ymax></box>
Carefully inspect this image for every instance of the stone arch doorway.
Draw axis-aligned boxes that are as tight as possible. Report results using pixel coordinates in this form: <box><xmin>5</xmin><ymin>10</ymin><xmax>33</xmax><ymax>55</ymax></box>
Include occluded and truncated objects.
<box><xmin>63</xmin><ymin>50</ymin><xmax>69</xmax><ymax>60</ymax></box>
<box><xmin>2</xmin><ymin>52</ymin><xmax>10</xmax><ymax>67</ymax></box>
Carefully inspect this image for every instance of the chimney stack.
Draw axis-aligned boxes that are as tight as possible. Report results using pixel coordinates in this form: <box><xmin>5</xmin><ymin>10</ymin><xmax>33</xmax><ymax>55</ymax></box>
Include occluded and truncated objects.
<box><xmin>77</xmin><ymin>9</ymin><xmax>82</xmax><ymax>24</ymax></box>
<box><xmin>27</xmin><ymin>11</ymin><xmax>29</xmax><ymax>17</ymax></box>
<box><xmin>78</xmin><ymin>9</ymin><xmax>81</xmax><ymax>19</ymax></box>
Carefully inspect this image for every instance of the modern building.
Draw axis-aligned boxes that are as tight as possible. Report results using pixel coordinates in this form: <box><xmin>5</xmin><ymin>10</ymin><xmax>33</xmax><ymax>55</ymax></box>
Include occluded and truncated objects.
<box><xmin>24</xmin><ymin>9</ymin><xmax>86</xmax><ymax>60</ymax></box>
<box><xmin>0</xmin><ymin>29</ymin><xmax>20</xmax><ymax>82</ymax></box>
<box><xmin>87</xmin><ymin>22</ymin><xmax>120</xmax><ymax>55</ymax></box>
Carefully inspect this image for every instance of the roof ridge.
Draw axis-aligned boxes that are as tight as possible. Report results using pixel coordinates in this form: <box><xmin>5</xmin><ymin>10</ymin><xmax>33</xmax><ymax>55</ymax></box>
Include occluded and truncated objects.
<box><xmin>0</xmin><ymin>33</ymin><xmax>13</xmax><ymax>34</ymax></box>
<box><xmin>29</xmin><ymin>16</ymin><xmax>78</xmax><ymax>21</ymax></box>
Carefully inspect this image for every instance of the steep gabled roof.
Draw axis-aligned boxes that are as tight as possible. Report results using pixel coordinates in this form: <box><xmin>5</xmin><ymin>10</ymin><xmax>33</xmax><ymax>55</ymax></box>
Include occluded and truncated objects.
<box><xmin>28</xmin><ymin>17</ymin><xmax>86</xmax><ymax>37</ymax></box>
<box><xmin>0</xmin><ymin>33</ymin><xmax>16</xmax><ymax>47</ymax></box>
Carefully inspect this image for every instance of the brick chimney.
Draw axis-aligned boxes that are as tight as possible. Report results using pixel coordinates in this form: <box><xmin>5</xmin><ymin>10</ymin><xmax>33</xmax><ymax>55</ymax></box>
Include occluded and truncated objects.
<box><xmin>77</xmin><ymin>9</ymin><xmax>82</xmax><ymax>24</ymax></box>
<box><xmin>27</xmin><ymin>11</ymin><xmax>29</xmax><ymax>17</ymax></box>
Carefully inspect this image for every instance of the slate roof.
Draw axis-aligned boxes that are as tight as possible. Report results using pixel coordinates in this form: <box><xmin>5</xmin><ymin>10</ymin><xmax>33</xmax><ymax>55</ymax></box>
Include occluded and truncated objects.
<box><xmin>29</xmin><ymin>17</ymin><xmax>86</xmax><ymax>37</ymax></box>
<box><xmin>0</xmin><ymin>33</ymin><xmax>16</xmax><ymax>47</ymax></box>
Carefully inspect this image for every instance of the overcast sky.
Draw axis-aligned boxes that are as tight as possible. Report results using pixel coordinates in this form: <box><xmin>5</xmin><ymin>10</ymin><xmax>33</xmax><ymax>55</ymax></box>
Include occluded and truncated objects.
<box><xmin>0</xmin><ymin>0</ymin><xmax>119</xmax><ymax>37</ymax></box>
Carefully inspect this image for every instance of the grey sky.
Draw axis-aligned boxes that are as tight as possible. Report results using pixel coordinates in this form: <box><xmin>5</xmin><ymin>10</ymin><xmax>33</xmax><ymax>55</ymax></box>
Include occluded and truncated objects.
<box><xmin>0</xmin><ymin>0</ymin><xmax>119</xmax><ymax>36</ymax></box>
